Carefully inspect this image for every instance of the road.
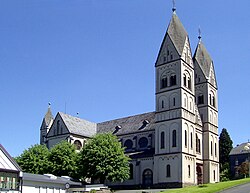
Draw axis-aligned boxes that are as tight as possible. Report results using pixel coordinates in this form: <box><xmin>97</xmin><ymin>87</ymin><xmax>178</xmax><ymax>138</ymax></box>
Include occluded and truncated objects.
<box><xmin>219</xmin><ymin>182</ymin><xmax>250</xmax><ymax>193</ymax></box>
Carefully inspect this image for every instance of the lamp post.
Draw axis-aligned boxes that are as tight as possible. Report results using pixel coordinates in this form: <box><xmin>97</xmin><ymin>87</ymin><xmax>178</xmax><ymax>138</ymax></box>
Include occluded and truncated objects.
<box><xmin>243</xmin><ymin>145</ymin><xmax>250</xmax><ymax>178</ymax></box>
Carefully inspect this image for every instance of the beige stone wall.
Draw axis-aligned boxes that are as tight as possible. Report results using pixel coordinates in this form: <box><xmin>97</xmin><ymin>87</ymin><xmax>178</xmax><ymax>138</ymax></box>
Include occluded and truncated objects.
<box><xmin>153</xmin><ymin>154</ymin><xmax>181</xmax><ymax>184</ymax></box>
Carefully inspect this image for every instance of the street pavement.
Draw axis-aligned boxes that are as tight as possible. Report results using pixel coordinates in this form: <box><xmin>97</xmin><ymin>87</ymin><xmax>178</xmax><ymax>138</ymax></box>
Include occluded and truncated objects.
<box><xmin>115</xmin><ymin>189</ymin><xmax>166</xmax><ymax>193</ymax></box>
<box><xmin>219</xmin><ymin>182</ymin><xmax>250</xmax><ymax>193</ymax></box>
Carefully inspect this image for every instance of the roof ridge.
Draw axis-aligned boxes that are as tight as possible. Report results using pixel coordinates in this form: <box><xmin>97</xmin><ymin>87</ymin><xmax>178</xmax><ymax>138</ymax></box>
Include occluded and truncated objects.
<box><xmin>97</xmin><ymin>111</ymin><xmax>155</xmax><ymax>124</ymax></box>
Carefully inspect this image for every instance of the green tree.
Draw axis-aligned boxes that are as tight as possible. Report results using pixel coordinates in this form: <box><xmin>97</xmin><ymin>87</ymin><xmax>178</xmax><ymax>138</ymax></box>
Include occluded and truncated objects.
<box><xmin>79</xmin><ymin>133</ymin><xmax>130</xmax><ymax>183</ymax></box>
<box><xmin>238</xmin><ymin>161</ymin><xmax>249</xmax><ymax>178</ymax></box>
<box><xmin>15</xmin><ymin>144</ymin><xmax>50</xmax><ymax>174</ymax></box>
<box><xmin>48</xmin><ymin>141</ymin><xmax>79</xmax><ymax>178</ymax></box>
<box><xmin>219</xmin><ymin>128</ymin><xmax>233</xmax><ymax>167</ymax></box>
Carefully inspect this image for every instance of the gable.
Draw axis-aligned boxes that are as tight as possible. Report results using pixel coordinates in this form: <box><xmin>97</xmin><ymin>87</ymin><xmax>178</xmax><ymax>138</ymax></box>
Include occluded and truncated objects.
<box><xmin>194</xmin><ymin>58</ymin><xmax>207</xmax><ymax>84</ymax></box>
<box><xmin>193</xmin><ymin>41</ymin><xmax>217</xmax><ymax>88</ymax></box>
<box><xmin>156</xmin><ymin>34</ymin><xmax>179</xmax><ymax>66</ymax></box>
<box><xmin>181</xmin><ymin>38</ymin><xmax>193</xmax><ymax>67</ymax></box>
<box><xmin>156</xmin><ymin>13</ymin><xmax>188</xmax><ymax>66</ymax></box>
<box><xmin>47</xmin><ymin>113</ymin><xmax>70</xmax><ymax>137</ymax></box>
<box><xmin>0</xmin><ymin>144</ymin><xmax>22</xmax><ymax>172</ymax></box>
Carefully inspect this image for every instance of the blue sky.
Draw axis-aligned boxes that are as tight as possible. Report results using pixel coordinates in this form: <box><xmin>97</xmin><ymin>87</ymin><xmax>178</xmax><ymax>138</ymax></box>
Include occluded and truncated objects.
<box><xmin>0</xmin><ymin>0</ymin><xmax>249</xmax><ymax>157</ymax></box>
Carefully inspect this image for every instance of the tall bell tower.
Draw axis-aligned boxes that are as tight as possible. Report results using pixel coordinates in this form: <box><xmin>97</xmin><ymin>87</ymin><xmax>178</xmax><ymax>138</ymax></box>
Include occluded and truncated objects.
<box><xmin>193</xmin><ymin>36</ymin><xmax>219</xmax><ymax>183</ymax></box>
<box><xmin>40</xmin><ymin>103</ymin><xmax>54</xmax><ymax>145</ymax></box>
<box><xmin>153</xmin><ymin>7</ymin><xmax>199</xmax><ymax>186</ymax></box>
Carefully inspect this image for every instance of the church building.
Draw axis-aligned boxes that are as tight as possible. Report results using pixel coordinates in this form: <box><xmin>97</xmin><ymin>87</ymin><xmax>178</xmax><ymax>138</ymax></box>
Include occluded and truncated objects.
<box><xmin>40</xmin><ymin>7</ymin><xmax>219</xmax><ymax>188</ymax></box>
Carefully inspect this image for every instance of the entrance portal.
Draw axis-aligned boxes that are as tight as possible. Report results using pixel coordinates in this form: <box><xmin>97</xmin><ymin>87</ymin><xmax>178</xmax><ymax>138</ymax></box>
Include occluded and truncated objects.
<box><xmin>142</xmin><ymin>169</ymin><xmax>153</xmax><ymax>187</ymax></box>
<box><xmin>196</xmin><ymin>164</ymin><xmax>203</xmax><ymax>185</ymax></box>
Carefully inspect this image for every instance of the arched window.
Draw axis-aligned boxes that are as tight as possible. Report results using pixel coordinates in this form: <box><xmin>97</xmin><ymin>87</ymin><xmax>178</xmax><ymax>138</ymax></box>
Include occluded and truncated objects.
<box><xmin>183</xmin><ymin>74</ymin><xmax>187</xmax><ymax>87</ymax></box>
<box><xmin>172</xmin><ymin>130</ymin><xmax>177</xmax><ymax>147</ymax></box>
<box><xmin>190</xmin><ymin>132</ymin><xmax>193</xmax><ymax>149</ymax></box>
<box><xmin>212</xmin><ymin>96</ymin><xmax>216</xmax><ymax>107</ymax></box>
<box><xmin>124</xmin><ymin>139</ymin><xmax>133</xmax><ymax>150</ymax></box>
<box><xmin>185</xmin><ymin>130</ymin><xmax>187</xmax><ymax>148</ymax></box>
<box><xmin>129</xmin><ymin>164</ymin><xmax>133</xmax><ymax>179</ymax></box>
<box><xmin>211</xmin><ymin>141</ymin><xmax>213</xmax><ymax>156</ymax></box>
<box><xmin>166</xmin><ymin>164</ymin><xmax>171</xmax><ymax>177</ymax></box>
<box><xmin>188</xmin><ymin>165</ymin><xmax>191</xmax><ymax>178</ymax></box>
<box><xmin>170</xmin><ymin>74</ymin><xmax>176</xmax><ymax>86</ymax></box>
<box><xmin>74</xmin><ymin>140</ymin><xmax>82</xmax><ymax>150</ymax></box>
<box><xmin>57</xmin><ymin>120</ymin><xmax>60</xmax><ymax>134</ymax></box>
<box><xmin>188</xmin><ymin>77</ymin><xmax>191</xmax><ymax>90</ymax></box>
<box><xmin>161</xmin><ymin>77</ymin><xmax>168</xmax><ymax>89</ymax></box>
<box><xmin>173</xmin><ymin>97</ymin><xmax>176</xmax><ymax>106</ymax></box>
<box><xmin>196</xmin><ymin>134</ymin><xmax>200</xmax><ymax>153</ymax></box>
<box><xmin>198</xmin><ymin>139</ymin><xmax>201</xmax><ymax>153</ymax></box>
<box><xmin>162</xmin><ymin>100</ymin><xmax>165</xmax><ymax>109</ymax></box>
<box><xmin>215</xmin><ymin>143</ymin><xmax>217</xmax><ymax>157</ymax></box>
<box><xmin>139</xmin><ymin>137</ymin><xmax>148</xmax><ymax>149</ymax></box>
<box><xmin>160</xmin><ymin>131</ymin><xmax>165</xmax><ymax>149</ymax></box>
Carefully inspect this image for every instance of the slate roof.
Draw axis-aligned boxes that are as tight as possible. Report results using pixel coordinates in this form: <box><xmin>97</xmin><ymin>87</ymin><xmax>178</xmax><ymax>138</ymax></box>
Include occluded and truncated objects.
<box><xmin>59</xmin><ymin>112</ymin><xmax>97</xmax><ymax>138</ymax></box>
<box><xmin>229</xmin><ymin>142</ymin><xmax>250</xmax><ymax>156</ymax></box>
<box><xmin>44</xmin><ymin>107</ymin><xmax>54</xmax><ymax>127</ymax></box>
<box><xmin>97</xmin><ymin>112</ymin><xmax>155</xmax><ymax>135</ymax></box>
<box><xmin>167</xmin><ymin>12</ymin><xmax>188</xmax><ymax>55</ymax></box>
<box><xmin>23</xmin><ymin>173</ymin><xmax>81</xmax><ymax>185</ymax></box>
<box><xmin>193</xmin><ymin>41</ymin><xmax>213</xmax><ymax>79</ymax></box>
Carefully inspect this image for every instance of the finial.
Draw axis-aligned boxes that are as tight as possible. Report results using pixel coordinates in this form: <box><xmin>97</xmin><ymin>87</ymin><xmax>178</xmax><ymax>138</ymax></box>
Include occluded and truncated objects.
<box><xmin>48</xmin><ymin>102</ymin><xmax>51</xmax><ymax>108</ymax></box>
<box><xmin>172</xmin><ymin>0</ymin><xmax>176</xmax><ymax>13</ymax></box>
<box><xmin>198</xmin><ymin>27</ymin><xmax>202</xmax><ymax>41</ymax></box>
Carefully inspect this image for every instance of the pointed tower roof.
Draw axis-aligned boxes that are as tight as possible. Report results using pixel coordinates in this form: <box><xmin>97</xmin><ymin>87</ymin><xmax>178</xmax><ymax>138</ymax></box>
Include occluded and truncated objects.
<box><xmin>167</xmin><ymin>12</ymin><xmax>188</xmax><ymax>55</ymax></box>
<box><xmin>44</xmin><ymin>104</ymin><xmax>54</xmax><ymax>127</ymax></box>
<box><xmin>193</xmin><ymin>39</ymin><xmax>217</xmax><ymax>87</ymax></box>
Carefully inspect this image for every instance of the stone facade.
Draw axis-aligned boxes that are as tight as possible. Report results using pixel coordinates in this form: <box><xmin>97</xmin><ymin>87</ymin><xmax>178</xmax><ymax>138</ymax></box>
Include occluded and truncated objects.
<box><xmin>40</xmin><ymin>8</ymin><xmax>219</xmax><ymax>188</ymax></box>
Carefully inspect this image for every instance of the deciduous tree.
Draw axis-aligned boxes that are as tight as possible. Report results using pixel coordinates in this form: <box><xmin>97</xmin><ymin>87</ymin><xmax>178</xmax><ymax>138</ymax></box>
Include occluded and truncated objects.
<box><xmin>49</xmin><ymin>141</ymin><xmax>79</xmax><ymax>178</ymax></box>
<box><xmin>15</xmin><ymin>144</ymin><xmax>50</xmax><ymax>174</ymax></box>
<box><xmin>79</xmin><ymin>133</ymin><xmax>130</xmax><ymax>183</ymax></box>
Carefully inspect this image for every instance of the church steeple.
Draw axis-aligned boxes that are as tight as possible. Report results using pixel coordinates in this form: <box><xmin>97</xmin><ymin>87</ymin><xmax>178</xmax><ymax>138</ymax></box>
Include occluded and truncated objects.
<box><xmin>40</xmin><ymin>103</ymin><xmax>54</xmax><ymax>145</ymax></box>
<box><xmin>193</xmin><ymin>38</ymin><xmax>217</xmax><ymax>88</ymax></box>
<box><xmin>167</xmin><ymin>13</ymin><xmax>188</xmax><ymax>55</ymax></box>
<box><xmin>44</xmin><ymin>103</ymin><xmax>54</xmax><ymax>127</ymax></box>
<box><xmin>156</xmin><ymin>8</ymin><xmax>189</xmax><ymax>66</ymax></box>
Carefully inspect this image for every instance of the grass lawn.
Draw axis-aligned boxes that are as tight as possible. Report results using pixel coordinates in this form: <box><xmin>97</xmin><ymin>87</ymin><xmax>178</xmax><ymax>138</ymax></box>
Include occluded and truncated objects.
<box><xmin>161</xmin><ymin>178</ymin><xmax>250</xmax><ymax>193</ymax></box>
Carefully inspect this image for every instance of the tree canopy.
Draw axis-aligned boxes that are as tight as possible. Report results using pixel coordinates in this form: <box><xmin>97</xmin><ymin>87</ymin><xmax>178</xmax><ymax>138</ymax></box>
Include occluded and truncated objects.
<box><xmin>79</xmin><ymin>133</ymin><xmax>130</xmax><ymax>183</ymax></box>
<box><xmin>49</xmin><ymin>141</ymin><xmax>79</xmax><ymax>178</ymax></box>
<box><xmin>219</xmin><ymin>128</ymin><xmax>233</xmax><ymax>167</ymax></box>
<box><xmin>15</xmin><ymin>141</ymin><xmax>79</xmax><ymax>178</ymax></box>
<box><xmin>15</xmin><ymin>144</ymin><xmax>50</xmax><ymax>174</ymax></box>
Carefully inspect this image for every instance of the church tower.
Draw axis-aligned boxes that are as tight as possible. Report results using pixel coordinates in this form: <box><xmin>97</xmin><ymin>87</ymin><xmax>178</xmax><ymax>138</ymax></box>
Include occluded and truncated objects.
<box><xmin>193</xmin><ymin>36</ymin><xmax>219</xmax><ymax>183</ymax></box>
<box><xmin>40</xmin><ymin>104</ymin><xmax>54</xmax><ymax>145</ymax></box>
<box><xmin>153</xmin><ymin>8</ymin><xmax>199</xmax><ymax>186</ymax></box>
